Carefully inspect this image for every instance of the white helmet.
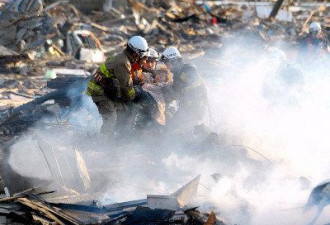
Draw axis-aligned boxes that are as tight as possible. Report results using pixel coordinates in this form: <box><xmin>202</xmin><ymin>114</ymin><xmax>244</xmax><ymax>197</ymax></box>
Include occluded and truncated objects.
<box><xmin>127</xmin><ymin>36</ymin><xmax>149</xmax><ymax>57</ymax></box>
<box><xmin>147</xmin><ymin>48</ymin><xmax>159</xmax><ymax>61</ymax></box>
<box><xmin>161</xmin><ymin>47</ymin><xmax>182</xmax><ymax>62</ymax></box>
<box><xmin>268</xmin><ymin>47</ymin><xmax>287</xmax><ymax>61</ymax></box>
<box><xmin>309</xmin><ymin>22</ymin><xmax>321</xmax><ymax>35</ymax></box>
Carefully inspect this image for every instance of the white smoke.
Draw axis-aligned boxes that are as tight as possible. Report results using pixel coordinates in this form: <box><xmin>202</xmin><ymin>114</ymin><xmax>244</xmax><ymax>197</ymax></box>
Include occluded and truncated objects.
<box><xmin>5</xmin><ymin>36</ymin><xmax>330</xmax><ymax>225</ymax></box>
<box><xmin>192</xmin><ymin>37</ymin><xmax>330</xmax><ymax>225</ymax></box>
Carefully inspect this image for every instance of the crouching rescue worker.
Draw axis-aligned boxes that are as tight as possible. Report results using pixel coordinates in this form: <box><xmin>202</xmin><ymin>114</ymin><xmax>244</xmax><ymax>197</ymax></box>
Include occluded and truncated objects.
<box><xmin>161</xmin><ymin>47</ymin><xmax>207</xmax><ymax>128</ymax></box>
<box><xmin>86</xmin><ymin>36</ymin><xmax>149</xmax><ymax>136</ymax></box>
<box><xmin>135</xmin><ymin>48</ymin><xmax>173</xmax><ymax>128</ymax></box>
<box><xmin>129</xmin><ymin>48</ymin><xmax>162</xmax><ymax>129</ymax></box>
<box><xmin>143</xmin><ymin>48</ymin><xmax>159</xmax><ymax>73</ymax></box>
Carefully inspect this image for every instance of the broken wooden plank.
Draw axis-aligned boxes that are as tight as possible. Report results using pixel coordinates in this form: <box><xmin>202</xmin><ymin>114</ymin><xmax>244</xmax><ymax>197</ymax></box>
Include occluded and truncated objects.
<box><xmin>90</xmin><ymin>22</ymin><xmax>110</xmax><ymax>32</ymax></box>
<box><xmin>16</xmin><ymin>198</ymin><xmax>67</xmax><ymax>225</ymax></box>
<box><xmin>32</xmin><ymin>213</ymin><xmax>57</xmax><ymax>225</ymax></box>
<box><xmin>17</xmin><ymin>198</ymin><xmax>80</xmax><ymax>225</ymax></box>
<box><xmin>20</xmin><ymin>197</ymin><xmax>111</xmax><ymax>224</ymax></box>
<box><xmin>13</xmin><ymin>187</ymin><xmax>39</xmax><ymax>197</ymax></box>
<box><xmin>0</xmin><ymin>196</ymin><xmax>20</xmax><ymax>203</ymax></box>
<box><xmin>51</xmin><ymin>44</ymin><xmax>65</xmax><ymax>56</ymax></box>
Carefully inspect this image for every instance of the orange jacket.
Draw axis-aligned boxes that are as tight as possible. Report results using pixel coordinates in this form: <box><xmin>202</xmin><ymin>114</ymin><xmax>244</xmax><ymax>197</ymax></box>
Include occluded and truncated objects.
<box><xmin>131</xmin><ymin>62</ymin><xmax>143</xmax><ymax>84</ymax></box>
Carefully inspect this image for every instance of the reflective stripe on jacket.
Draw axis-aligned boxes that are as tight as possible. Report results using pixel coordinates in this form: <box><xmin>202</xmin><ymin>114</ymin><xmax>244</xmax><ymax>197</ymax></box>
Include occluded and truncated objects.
<box><xmin>86</xmin><ymin>51</ymin><xmax>136</xmax><ymax>100</ymax></box>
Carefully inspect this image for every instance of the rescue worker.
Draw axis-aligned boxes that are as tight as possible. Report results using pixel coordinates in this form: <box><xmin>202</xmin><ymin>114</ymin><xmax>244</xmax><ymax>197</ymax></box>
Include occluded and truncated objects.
<box><xmin>161</xmin><ymin>47</ymin><xmax>207</xmax><ymax>127</ymax></box>
<box><xmin>298</xmin><ymin>22</ymin><xmax>330</xmax><ymax>63</ymax></box>
<box><xmin>142</xmin><ymin>48</ymin><xmax>173</xmax><ymax>84</ymax></box>
<box><xmin>86</xmin><ymin>35</ymin><xmax>149</xmax><ymax>136</ymax></box>
<box><xmin>148</xmin><ymin>49</ymin><xmax>173</xmax><ymax>85</ymax></box>
<box><xmin>130</xmin><ymin>50</ymin><xmax>158</xmax><ymax>131</ymax></box>
<box><xmin>143</xmin><ymin>48</ymin><xmax>159</xmax><ymax>75</ymax></box>
<box><xmin>131</xmin><ymin>48</ymin><xmax>163</xmax><ymax>129</ymax></box>
<box><xmin>132</xmin><ymin>48</ymin><xmax>172</xmax><ymax>85</ymax></box>
<box><xmin>135</xmin><ymin>48</ymin><xmax>174</xmax><ymax>129</ymax></box>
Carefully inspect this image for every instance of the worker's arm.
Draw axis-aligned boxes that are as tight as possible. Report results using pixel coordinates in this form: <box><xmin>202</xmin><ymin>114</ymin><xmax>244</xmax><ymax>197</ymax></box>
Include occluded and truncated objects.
<box><xmin>114</xmin><ymin>61</ymin><xmax>136</xmax><ymax>101</ymax></box>
<box><xmin>95</xmin><ymin>57</ymin><xmax>116</xmax><ymax>86</ymax></box>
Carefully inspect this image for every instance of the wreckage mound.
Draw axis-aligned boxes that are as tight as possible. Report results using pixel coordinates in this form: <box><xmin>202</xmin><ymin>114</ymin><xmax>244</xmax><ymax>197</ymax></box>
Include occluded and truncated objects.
<box><xmin>0</xmin><ymin>173</ymin><xmax>227</xmax><ymax>225</ymax></box>
<box><xmin>0</xmin><ymin>0</ymin><xmax>329</xmax><ymax>224</ymax></box>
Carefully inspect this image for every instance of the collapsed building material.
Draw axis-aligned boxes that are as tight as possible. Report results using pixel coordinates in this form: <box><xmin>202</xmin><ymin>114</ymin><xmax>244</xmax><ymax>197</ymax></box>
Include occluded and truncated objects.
<box><xmin>0</xmin><ymin>76</ymin><xmax>89</xmax><ymax>135</ymax></box>
<box><xmin>0</xmin><ymin>194</ymin><xmax>111</xmax><ymax>225</ymax></box>
<box><xmin>146</xmin><ymin>175</ymin><xmax>200</xmax><ymax>210</ymax></box>
<box><xmin>0</xmin><ymin>1</ymin><xmax>329</xmax><ymax>224</ymax></box>
<box><xmin>0</xmin><ymin>0</ymin><xmax>56</xmax><ymax>53</ymax></box>
<box><xmin>66</xmin><ymin>30</ymin><xmax>105</xmax><ymax>63</ymax></box>
<box><xmin>46</xmin><ymin>69</ymin><xmax>91</xmax><ymax>89</ymax></box>
<box><xmin>0</xmin><ymin>45</ymin><xmax>35</xmax><ymax>66</ymax></box>
<box><xmin>0</xmin><ymin>176</ymin><xmax>225</xmax><ymax>225</ymax></box>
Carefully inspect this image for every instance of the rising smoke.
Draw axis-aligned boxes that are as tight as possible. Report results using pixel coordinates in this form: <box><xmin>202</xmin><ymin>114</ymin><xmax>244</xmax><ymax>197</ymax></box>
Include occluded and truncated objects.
<box><xmin>195</xmin><ymin>36</ymin><xmax>330</xmax><ymax>225</ymax></box>
<box><xmin>5</xmin><ymin>35</ymin><xmax>330</xmax><ymax>225</ymax></box>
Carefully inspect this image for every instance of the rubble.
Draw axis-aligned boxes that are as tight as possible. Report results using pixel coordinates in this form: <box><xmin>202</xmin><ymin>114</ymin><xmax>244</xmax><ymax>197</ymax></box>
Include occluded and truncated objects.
<box><xmin>0</xmin><ymin>75</ymin><xmax>89</xmax><ymax>136</ymax></box>
<box><xmin>147</xmin><ymin>175</ymin><xmax>200</xmax><ymax>210</ymax></box>
<box><xmin>1</xmin><ymin>0</ymin><xmax>323</xmax><ymax>114</ymax></box>
<box><xmin>0</xmin><ymin>0</ymin><xmax>330</xmax><ymax>224</ymax></box>
<box><xmin>0</xmin><ymin>176</ymin><xmax>225</xmax><ymax>225</ymax></box>
<box><xmin>0</xmin><ymin>1</ymin><xmax>327</xmax><ymax>147</ymax></box>
<box><xmin>0</xmin><ymin>0</ymin><xmax>55</xmax><ymax>53</ymax></box>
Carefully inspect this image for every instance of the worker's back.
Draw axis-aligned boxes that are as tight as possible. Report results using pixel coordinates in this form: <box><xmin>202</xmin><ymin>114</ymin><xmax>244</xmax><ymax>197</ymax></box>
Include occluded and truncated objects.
<box><xmin>172</xmin><ymin>63</ymin><xmax>207</xmax><ymax>124</ymax></box>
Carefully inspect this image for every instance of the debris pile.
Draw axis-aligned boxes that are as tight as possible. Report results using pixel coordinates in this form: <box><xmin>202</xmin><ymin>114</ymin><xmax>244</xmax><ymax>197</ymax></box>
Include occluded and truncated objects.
<box><xmin>0</xmin><ymin>176</ymin><xmax>226</xmax><ymax>225</ymax></box>
<box><xmin>0</xmin><ymin>0</ymin><xmax>329</xmax><ymax>115</ymax></box>
<box><xmin>0</xmin><ymin>0</ymin><xmax>55</xmax><ymax>53</ymax></box>
<box><xmin>0</xmin><ymin>0</ymin><xmax>329</xmax><ymax>224</ymax></box>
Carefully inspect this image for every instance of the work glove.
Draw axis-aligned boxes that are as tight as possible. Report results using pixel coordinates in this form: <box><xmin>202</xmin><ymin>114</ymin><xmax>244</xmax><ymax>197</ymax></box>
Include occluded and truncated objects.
<box><xmin>93</xmin><ymin>69</ymin><xmax>103</xmax><ymax>82</ymax></box>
